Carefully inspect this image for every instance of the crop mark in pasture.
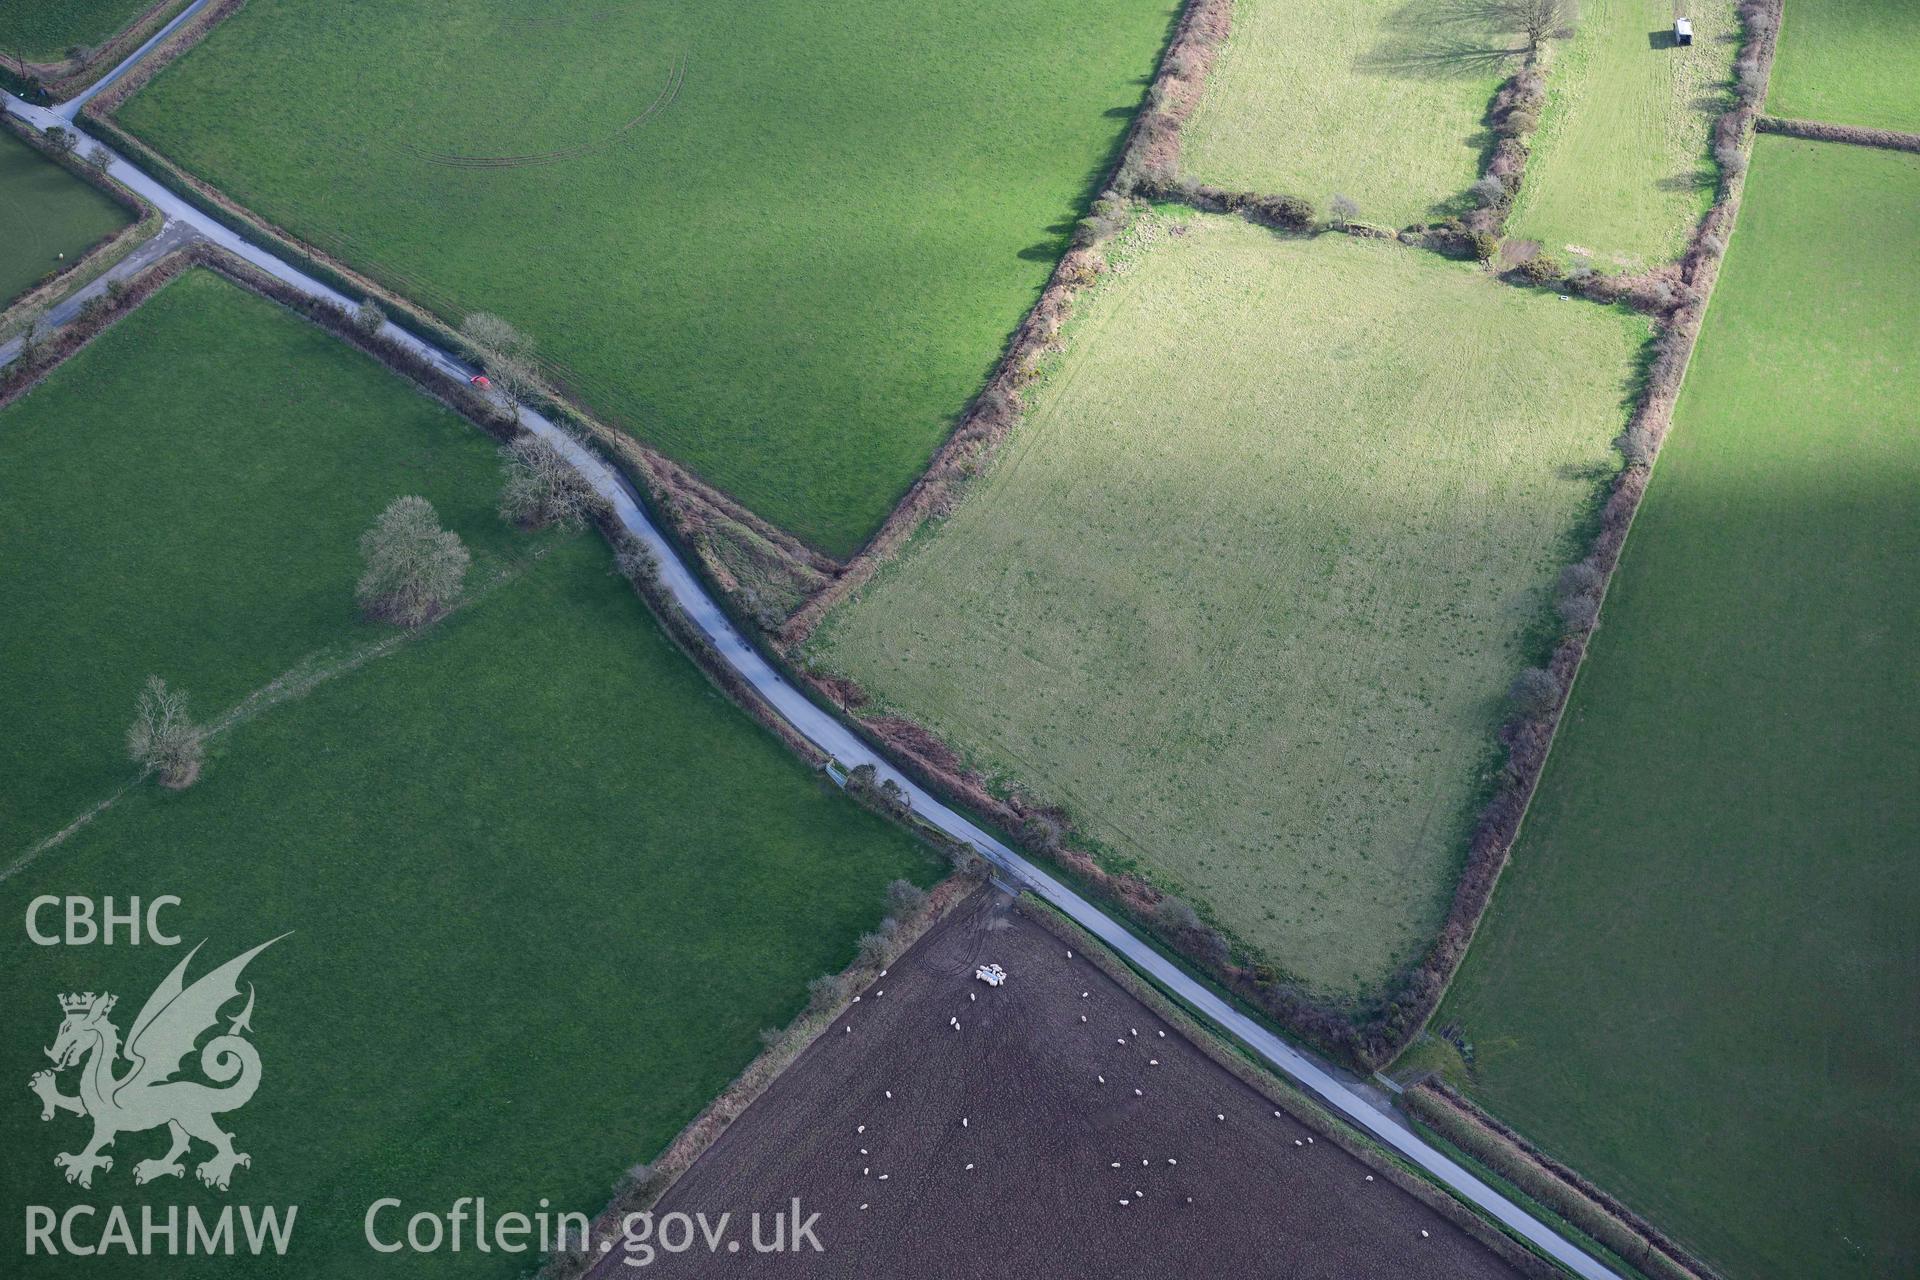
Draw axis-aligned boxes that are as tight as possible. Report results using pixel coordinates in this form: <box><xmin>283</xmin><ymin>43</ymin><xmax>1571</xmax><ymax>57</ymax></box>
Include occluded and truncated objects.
<box><xmin>405</xmin><ymin>56</ymin><xmax>685</xmax><ymax>169</ymax></box>
<box><xmin>2</xmin><ymin>554</ymin><xmax>538</xmax><ymax>883</ymax></box>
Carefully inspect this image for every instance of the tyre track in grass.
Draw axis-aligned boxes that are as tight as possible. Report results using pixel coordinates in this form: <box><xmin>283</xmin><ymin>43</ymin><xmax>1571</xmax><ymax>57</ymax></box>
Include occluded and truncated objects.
<box><xmin>400</xmin><ymin>56</ymin><xmax>684</xmax><ymax>169</ymax></box>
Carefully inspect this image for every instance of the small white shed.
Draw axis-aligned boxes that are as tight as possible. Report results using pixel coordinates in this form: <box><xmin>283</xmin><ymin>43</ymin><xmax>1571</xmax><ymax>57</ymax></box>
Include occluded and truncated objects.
<box><xmin>1674</xmin><ymin>17</ymin><xmax>1693</xmax><ymax>44</ymax></box>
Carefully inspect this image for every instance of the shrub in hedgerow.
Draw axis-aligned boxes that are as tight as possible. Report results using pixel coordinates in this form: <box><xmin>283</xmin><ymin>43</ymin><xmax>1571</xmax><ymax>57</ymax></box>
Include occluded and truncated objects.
<box><xmin>1507</xmin><ymin>667</ymin><xmax>1562</xmax><ymax>719</ymax></box>
<box><xmin>1557</xmin><ymin>560</ymin><xmax>1604</xmax><ymax>600</ymax></box>
<box><xmin>1557</xmin><ymin>591</ymin><xmax>1601</xmax><ymax>632</ymax></box>
<box><xmin>1019</xmin><ymin>813</ymin><xmax>1063</xmax><ymax>855</ymax></box>
<box><xmin>1517</xmin><ymin>253</ymin><xmax>1563</xmax><ymax>285</ymax></box>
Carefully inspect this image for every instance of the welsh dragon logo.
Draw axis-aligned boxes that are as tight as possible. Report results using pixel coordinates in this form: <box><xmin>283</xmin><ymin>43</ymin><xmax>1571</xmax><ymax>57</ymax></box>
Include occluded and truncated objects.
<box><xmin>29</xmin><ymin>936</ymin><xmax>285</xmax><ymax>1191</ymax></box>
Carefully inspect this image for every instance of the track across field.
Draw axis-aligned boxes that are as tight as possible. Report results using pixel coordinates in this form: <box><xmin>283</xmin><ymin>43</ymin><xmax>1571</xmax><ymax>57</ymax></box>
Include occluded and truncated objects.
<box><xmin>0</xmin><ymin>269</ymin><xmax>936</xmax><ymax>1277</ymax></box>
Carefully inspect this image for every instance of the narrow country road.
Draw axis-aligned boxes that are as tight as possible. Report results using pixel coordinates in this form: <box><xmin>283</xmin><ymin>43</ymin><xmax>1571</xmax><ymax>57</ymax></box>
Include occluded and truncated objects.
<box><xmin>0</xmin><ymin>218</ymin><xmax>197</xmax><ymax>367</ymax></box>
<box><xmin>57</xmin><ymin>0</ymin><xmax>220</xmax><ymax>120</ymax></box>
<box><xmin>0</xmin><ymin>92</ymin><xmax>1622</xmax><ymax>1280</ymax></box>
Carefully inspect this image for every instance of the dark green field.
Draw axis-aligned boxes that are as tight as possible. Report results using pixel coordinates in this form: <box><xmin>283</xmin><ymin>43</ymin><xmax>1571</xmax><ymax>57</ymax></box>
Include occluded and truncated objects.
<box><xmin>1432</xmin><ymin>138</ymin><xmax>1920</xmax><ymax>1279</ymax></box>
<box><xmin>0</xmin><ymin>129</ymin><xmax>131</xmax><ymax>308</ymax></box>
<box><xmin>116</xmin><ymin>0</ymin><xmax>1176</xmax><ymax>556</ymax></box>
<box><xmin>0</xmin><ymin>270</ymin><xmax>935</xmax><ymax>1277</ymax></box>
<box><xmin>0</xmin><ymin>0</ymin><xmax>161</xmax><ymax>63</ymax></box>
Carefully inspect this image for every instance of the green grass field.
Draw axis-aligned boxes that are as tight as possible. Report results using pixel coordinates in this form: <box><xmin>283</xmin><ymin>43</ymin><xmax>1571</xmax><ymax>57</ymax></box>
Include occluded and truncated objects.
<box><xmin>1433</xmin><ymin>138</ymin><xmax>1920</xmax><ymax>1279</ymax></box>
<box><xmin>0</xmin><ymin>270</ymin><xmax>935</xmax><ymax>1277</ymax></box>
<box><xmin>814</xmin><ymin>215</ymin><xmax>1647</xmax><ymax>996</ymax></box>
<box><xmin>0</xmin><ymin>0</ymin><xmax>159</xmax><ymax>62</ymax></box>
<box><xmin>1768</xmin><ymin>0</ymin><xmax>1920</xmax><ymax>130</ymax></box>
<box><xmin>1182</xmin><ymin>0</ymin><xmax>1515</xmax><ymax>226</ymax></box>
<box><xmin>0</xmin><ymin>129</ymin><xmax>131</xmax><ymax>307</ymax></box>
<box><xmin>1505</xmin><ymin>0</ymin><xmax>1738</xmax><ymax>269</ymax></box>
<box><xmin>114</xmin><ymin>0</ymin><xmax>1174</xmax><ymax>557</ymax></box>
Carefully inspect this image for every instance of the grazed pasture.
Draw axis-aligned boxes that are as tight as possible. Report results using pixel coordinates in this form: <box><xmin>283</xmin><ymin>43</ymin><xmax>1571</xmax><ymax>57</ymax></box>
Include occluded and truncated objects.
<box><xmin>816</xmin><ymin>214</ymin><xmax>1646</xmax><ymax>996</ymax></box>
<box><xmin>0</xmin><ymin>270</ymin><xmax>935</xmax><ymax>1278</ymax></box>
<box><xmin>118</xmin><ymin>0</ymin><xmax>1176</xmax><ymax>555</ymax></box>
<box><xmin>1184</xmin><ymin>0</ymin><xmax>1515</xmax><ymax>225</ymax></box>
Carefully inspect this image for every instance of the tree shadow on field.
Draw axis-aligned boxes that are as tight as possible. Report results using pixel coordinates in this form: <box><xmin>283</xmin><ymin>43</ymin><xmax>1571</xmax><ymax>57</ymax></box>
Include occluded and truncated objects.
<box><xmin>1360</xmin><ymin>0</ymin><xmax>1526</xmax><ymax>79</ymax></box>
<box><xmin>1656</xmin><ymin>168</ymin><xmax>1716</xmax><ymax>193</ymax></box>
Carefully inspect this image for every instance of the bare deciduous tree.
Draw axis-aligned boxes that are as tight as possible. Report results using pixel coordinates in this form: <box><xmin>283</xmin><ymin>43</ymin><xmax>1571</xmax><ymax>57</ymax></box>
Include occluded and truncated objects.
<box><xmin>1557</xmin><ymin>560</ymin><xmax>1604</xmax><ymax>599</ymax></box>
<box><xmin>126</xmin><ymin>676</ymin><xmax>204</xmax><ymax>788</ymax></box>
<box><xmin>1154</xmin><ymin>896</ymin><xmax>1203</xmax><ymax>934</ymax></box>
<box><xmin>1329</xmin><ymin>193</ymin><xmax>1360</xmax><ymax>227</ymax></box>
<box><xmin>460</xmin><ymin>311</ymin><xmax>531</xmax><ymax>362</ymax></box>
<box><xmin>1501</xmin><ymin>0</ymin><xmax>1578</xmax><ymax>53</ymax></box>
<box><xmin>884</xmin><ymin>878</ymin><xmax>927</xmax><ymax>913</ymax></box>
<box><xmin>86</xmin><ymin>145</ymin><xmax>112</xmax><ymax>173</ymax></box>
<box><xmin>1556</xmin><ymin>591</ymin><xmax>1601</xmax><ymax>632</ymax></box>
<box><xmin>355</xmin><ymin>495</ymin><xmax>470</xmax><ymax>626</ymax></box>
<box><xmin>611</xmin><ymin>532</ymin><xmax>658</xmax><ymax>585</ymax></box>
<box><xmin>856</xmin><ymin>928</ymin><xmax>896</xmax><ymax>967</ymax></box>
<box><xmin>497</xmin><ymin>435</ymin><xmax>594</xmax><ymax>531</ymax></box>
<box><xmin>805</xmin><ymin>973</ymin><xmax>843</xmax><ymax>1012</ymax></box>
<box><xmin>1018</xmin><ymin>812</ymin><xmax>1062</xmax><ymax>855</ymax></box>
<box><xmin>351</xmin><ymin>300</ymin><xmax>386</xmax><ymax>339</ymax></box>
<box><xmin>16</xmin><ymin>313</ymin><xmax>44</xmax><ymax>365</ymax></box>
<box><xmin>1507</xmin><ymin>666</ymin><xmax>1562</xmax><ymax>718</ymax></box>
<box><xmin>461</xmin><ymin>312</ymin><xmax>537</xmax><ymax>422</ymax></box>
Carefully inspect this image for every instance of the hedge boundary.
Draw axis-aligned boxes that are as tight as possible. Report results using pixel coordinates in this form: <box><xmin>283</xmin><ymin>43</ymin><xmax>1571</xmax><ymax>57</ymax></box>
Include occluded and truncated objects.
<box><xmin>0</xmin><ymin>114</ymin><xmax>160</xmax><ymax>339</ymax></box>
<box><xmin>79</xmin><ymin>0</ymin><xmax>246</xmax><ymax>117</ymax></box>
<box><xmin>0</xmin><ymin>0</ymin><xmax>197</xmax><ymax>102</ymax></box>
<box><xmin>168</xmin><ymin>243</ymin><xmax>849</xmax><ymax>774</ymax></box>
<box><xmin>780</xmin><ymin>0</ymin><xmax>1791</xmax><ymax>1083</ymax></box>
<box><xmin>792</xmin><ymin>658</ymin><xmax>1387</xmax><ymax>1062</ymax></box>
<box><xmin>536</xmin><ymin>876</ymin><xmax>979</xmax><ymax>1280</ymax></box>
<box><xmin>1756</xmin><ymin>114</ymin><xmax>1920</xmax><ymax>153</ymax></box>
<box><xmin>0</xmin><ymin>231</ymin><xmax>986</xmax><ymax>1280</ymax></box>
<box><xmin>774</xmin><ymin>0</ymin><xmax>1239</xmax><ymax>648</ymax></box>
<box><xmin>86</xmin><ymin>54</ymin><xmax>837</xmax><ymax>632</ymax></box>
<box><xmin>62</xmin><ymin>3</ymin><xmax>1777</xmax><ymax>1257</ymax></box>
<box><xmin>0</xmin><ymin>243</ymin><xmax>194</xmax><ymax>409</ymax></box>
<box><xmin>1402</xmin><ymin>1082</ymin><xmax>1723</xmax><ymax>1280</ymax></box>
<box><xmin>1015</xmin><ymin>895</ymin><xmax>1564</xmax><ymax>1280</ymax></box>
<box><xmin>1360</xmin><ymin>0</ymin><xmax>1784</xmax><ymax>1068</ymax></box>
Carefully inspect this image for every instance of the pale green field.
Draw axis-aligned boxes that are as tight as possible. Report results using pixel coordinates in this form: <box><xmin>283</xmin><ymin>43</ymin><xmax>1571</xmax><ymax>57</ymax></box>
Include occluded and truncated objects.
<box><xmin>1506</xmin><ymin>0</ymin><xmax>1738</xmax><ymax>268</ymax></box>
<box><xmin>1768</xmin><ymin>0</ymin><xmax>1920</xmax><ymax>130</ymax></box>
<box><xmin>1182</xmin><ymin>0</ymin><xmax>1515</xmax><ymax>226</ymax></box>
<box><xmin>815</xmin><ymin>215</ymin><xmax>1647</xmax><ymax>995</ymax></box>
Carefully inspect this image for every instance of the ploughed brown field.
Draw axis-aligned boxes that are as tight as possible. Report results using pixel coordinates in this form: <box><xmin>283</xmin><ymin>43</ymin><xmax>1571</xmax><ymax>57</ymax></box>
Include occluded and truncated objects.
<box><xmin>596</xmin><ymin>891</ymin><xmax>1532</xmax><ymax>1279</ymax></box>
